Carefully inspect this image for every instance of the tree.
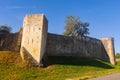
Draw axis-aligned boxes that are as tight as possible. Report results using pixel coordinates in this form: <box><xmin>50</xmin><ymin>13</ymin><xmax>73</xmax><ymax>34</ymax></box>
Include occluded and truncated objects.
<box><xmin>116</xmin><ymin>53</ymin><xmax>120</xmax><ymax>58</ymax></box>
<box><xmin>63</xmin><ymin>15</ymin><xmax>89</xmax><ymax>38</ymax></box>
<box><xmin>0</xmin><ymin>25</ymin><xmax>12</xmax><ymax>33</ymax></box>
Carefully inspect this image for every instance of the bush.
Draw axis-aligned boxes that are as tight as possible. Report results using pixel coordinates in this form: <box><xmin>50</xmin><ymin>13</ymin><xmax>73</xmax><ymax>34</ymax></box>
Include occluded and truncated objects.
<box><xmin>0</xmin><ymin>25</ymin><xmax>12</xmax><ymax>33</ymax></box>
<box><xmin>116</xmin><ymin>53</ymin><xmax>120</xmax><ymax>58</ymax></box>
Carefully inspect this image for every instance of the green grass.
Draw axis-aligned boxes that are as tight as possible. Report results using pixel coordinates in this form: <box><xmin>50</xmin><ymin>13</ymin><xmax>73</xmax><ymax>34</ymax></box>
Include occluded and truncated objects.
<box><xmin>0</xmin><ymin>51</ymin><xmax>120</xmax><ymax>80</ymax></box>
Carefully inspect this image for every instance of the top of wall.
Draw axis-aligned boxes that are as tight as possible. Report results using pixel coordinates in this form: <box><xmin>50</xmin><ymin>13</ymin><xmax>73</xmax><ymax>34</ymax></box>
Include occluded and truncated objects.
<box><xmin>48</xmin><ymin>33</ymin><xmax>101</xmax><ymax>43</ymax></box>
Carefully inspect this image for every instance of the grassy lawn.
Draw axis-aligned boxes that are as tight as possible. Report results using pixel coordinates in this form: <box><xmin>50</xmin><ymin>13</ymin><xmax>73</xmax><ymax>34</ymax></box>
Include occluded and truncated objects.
<box><xmin>0</xmin><ymin>51</ymin><xmax>120</xmax><ymax>80</ymax></box>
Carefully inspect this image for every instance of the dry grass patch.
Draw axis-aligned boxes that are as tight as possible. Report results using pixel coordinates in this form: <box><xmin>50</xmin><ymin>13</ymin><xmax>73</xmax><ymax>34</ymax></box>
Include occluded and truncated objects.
<box><xmin>0</xmin><ymin>51</ymin><xmax>29</xmax><ymax>67</ymax></box>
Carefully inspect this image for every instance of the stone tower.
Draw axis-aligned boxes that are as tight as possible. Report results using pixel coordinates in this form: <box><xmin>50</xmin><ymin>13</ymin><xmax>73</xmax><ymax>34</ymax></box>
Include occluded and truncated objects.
<box><xmin>20</xmin><ymin>14</ymin><xmax>48</xmax><ymax>66</ymax></box>
<box><xmin>100</xmin><ymin>37</ymin><xmax>116</xmax><ymax>65</ymax></box>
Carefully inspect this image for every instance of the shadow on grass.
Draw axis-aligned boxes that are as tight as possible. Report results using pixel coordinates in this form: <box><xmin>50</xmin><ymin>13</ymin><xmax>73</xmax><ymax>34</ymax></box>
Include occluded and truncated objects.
<box><xmin>47</xmin><ymin>56</ymin><xmax>114</xmax><ymax>69</ymax></box>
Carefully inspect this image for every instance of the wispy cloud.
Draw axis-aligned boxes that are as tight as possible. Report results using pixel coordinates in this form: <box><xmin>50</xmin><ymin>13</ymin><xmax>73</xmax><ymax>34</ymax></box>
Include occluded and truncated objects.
<box><xmin>5</xmin><ymin>6</ymin><xmax>25</xmax><ymax>9</ymax></box>
<box><xmin>0</xmin><ymin>6</ymin><xmax>40</xmax><ymax>9</ymax></box>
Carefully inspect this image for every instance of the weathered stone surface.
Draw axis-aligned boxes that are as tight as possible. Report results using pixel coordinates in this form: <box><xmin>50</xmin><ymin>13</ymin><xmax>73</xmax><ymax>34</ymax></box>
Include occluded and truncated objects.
<box><xmin>0</xmin><ymin>14</ymin><xmax>116</xmax><ymax>65</ymax></box>
<box><xmin>46</xmin><ymin>33</ymin><xmax>109</xmax><ymax>62</ymax></box>
<box><xmin>0</xmin><ymin>29</ymin><xmax>22</xmax><ymax>52</ymax></box>
<box><xmin>20</xmin><ymin>14</ymin><xmax>48</xmax><ymax>65</ymax></box>
<box><xmin>100</xmin><ymin>38</ymin><xmax>116</xmax><ymax>65</ymax></box>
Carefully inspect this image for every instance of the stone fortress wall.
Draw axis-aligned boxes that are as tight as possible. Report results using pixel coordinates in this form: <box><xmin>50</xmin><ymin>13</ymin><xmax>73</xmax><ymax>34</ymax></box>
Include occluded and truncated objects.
<box><xmin>0</xmin><ymin>29</ymin><xmax>22</xmax><ymax>52</ymax></box>
<box><xmin>20</xmin><ymin>14</ymin><xmax>48</xmax><ymax>65</ymax></box>
<box><xmin>47</xmin><ymin>33</ymin><xmax>107</xmax><ymax>60</ymax></box>
<box><xmin>46</xmin><ymin>33</ymin><xmax>115</xmax><ymax>65</ymax></box>
<box><xmin>0</xmin><ymin>14</ymin><xmax>116</xmax><ymax>65</ymax></box>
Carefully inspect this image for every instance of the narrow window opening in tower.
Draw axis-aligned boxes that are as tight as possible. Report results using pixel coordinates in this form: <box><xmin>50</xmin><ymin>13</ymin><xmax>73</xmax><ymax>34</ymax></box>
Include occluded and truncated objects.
<box><xmin>32</xmin><ymin>39</ymin><xmax>33</xmax><ymax>44</ymax></box>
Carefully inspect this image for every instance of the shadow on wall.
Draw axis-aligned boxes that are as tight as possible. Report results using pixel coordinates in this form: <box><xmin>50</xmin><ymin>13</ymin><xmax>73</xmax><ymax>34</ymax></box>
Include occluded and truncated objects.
<box><xmin>0</xmin><ymin>31</ymin><xmax>22</xmax><ymax>52</ymax></box>
<box><xmin>46</xmin><ymin>33</ymin><xmax>110</xmax><ymax>63</ymax></box>
<box><xmin>21</xmin><ymin>46</ymin><xmax>112</xmax><ymax>69</ymax></box>
<box><xmin>20</xmin><ymin>47</ymin><xmax>41</xmax><ymax>67</ymax></box>
<box><xmin>47</xmin><ymin>56</ymin><xmax>114</xmax><ymax>69</ymax></box>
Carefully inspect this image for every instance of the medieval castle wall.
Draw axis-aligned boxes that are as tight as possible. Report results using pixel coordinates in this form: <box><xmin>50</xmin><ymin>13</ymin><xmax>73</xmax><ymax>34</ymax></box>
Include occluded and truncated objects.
<box><xmin>0</xmin><ymin>29</ymin><xmax>22</xmax><ymax>52</ymax></box>
<box><xmin>46</xmin><ymin>33</ymin><xmax>109</xmax><ymax>61</ymax></box>
<box><xmin>20</xmin><ymin>14</ymin><xmax>48</xmax><ymax>65</ymax></box>
<box><xmin>0</xmin><ymin>30</ymin><xmax>116</xmax><ymax>65</ymax></box>
<box><xmin>0</xmin><ymin>14</ymin><xmax>116</xmax><ymax>65</ymax></box>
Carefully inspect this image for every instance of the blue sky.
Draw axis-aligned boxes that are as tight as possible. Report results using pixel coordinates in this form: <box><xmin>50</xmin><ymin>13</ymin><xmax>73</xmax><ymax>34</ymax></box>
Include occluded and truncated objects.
<box><xmin>0</xmin><ymin>0</ymin><xmax>120</xmax><ymax>53</ymax></box>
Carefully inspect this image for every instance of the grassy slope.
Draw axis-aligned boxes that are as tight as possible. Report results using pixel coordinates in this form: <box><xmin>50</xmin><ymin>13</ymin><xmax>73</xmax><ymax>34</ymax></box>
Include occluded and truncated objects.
<box><xmin>0</xmin><ymin>51</ymin><xmax>120</xmax><ymax>80</ymax></box>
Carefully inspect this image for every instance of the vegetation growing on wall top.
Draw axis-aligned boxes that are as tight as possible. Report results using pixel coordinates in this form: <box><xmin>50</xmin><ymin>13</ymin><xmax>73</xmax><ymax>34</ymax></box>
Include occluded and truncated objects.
<box><xmin>63</xmin><ymin>15</ymin><xmax>89</xmax><ymax>38</ymax></box>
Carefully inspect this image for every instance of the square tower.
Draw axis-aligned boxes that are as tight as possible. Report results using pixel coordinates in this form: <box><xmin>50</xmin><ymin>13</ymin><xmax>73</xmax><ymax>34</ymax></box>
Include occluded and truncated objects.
<box><xmin>100</xmin><ymin>37</ymin><xmax>116</xmax><ymax>65</ymax></box>
<box><xmin>20</xmin><ymin>14</ymin><xmax>48</xmax><ymax>65</ymax></box>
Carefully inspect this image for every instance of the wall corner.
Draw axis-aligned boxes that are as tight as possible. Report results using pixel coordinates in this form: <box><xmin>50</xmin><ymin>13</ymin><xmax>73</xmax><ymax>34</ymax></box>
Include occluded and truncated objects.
<box><xmin>100</xmin><ymin>37</ymin><xmax>116</xmax><ymax>65</ymax></box>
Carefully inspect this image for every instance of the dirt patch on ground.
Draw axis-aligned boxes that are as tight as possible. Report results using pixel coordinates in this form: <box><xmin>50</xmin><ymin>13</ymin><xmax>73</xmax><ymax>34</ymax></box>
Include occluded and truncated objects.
<box><xmin>116</xmin><ymin>58</ymin><xmax>120</xmax><ymax>62</ymax></box>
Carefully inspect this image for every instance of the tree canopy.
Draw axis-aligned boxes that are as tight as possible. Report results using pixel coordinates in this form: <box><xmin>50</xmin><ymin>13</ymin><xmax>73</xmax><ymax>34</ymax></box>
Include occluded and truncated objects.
<box><xmin>116</xmin><ymin>53</ymin><xmax>120</xmax><ymax>58</ymax></box>
<box><xmin>63</xmin><ymin>15</ymin><xmax>89</xmax><ymax>38</ymax></box>
<box><xmin>0</xmin><ymin>25</ymin><xmax>12</xmax><ymax>33</ymax></box>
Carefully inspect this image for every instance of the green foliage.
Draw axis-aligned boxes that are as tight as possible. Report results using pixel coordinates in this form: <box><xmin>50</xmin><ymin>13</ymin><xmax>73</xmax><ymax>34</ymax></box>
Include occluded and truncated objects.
<box><xmin>63</xmin><ymin>15</ymin><xmax>89</xmax><ymax>37</ymax></box>
<box><xmin>0</xmin><ymin>25</ymin><xmax>12</xmax><ymax>33</ymax></box>
<box><xmin>115</xmin><ymin>61</ymin><xmax>120</xmax><ymax>69</ymax></box>
<box><xmin>116</xmin><ymin>53</ymin><xmax>120</xmax><ymax>58</ymax></box>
